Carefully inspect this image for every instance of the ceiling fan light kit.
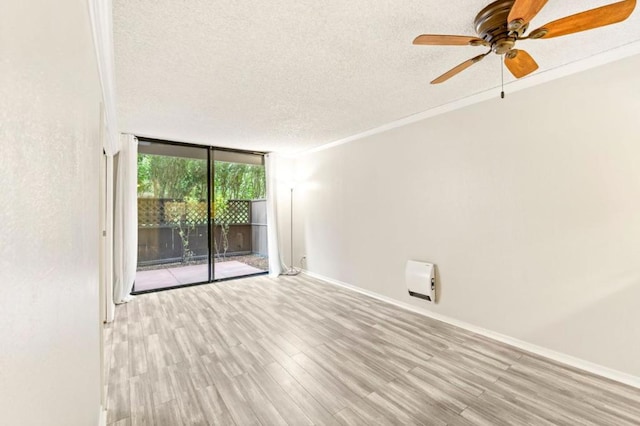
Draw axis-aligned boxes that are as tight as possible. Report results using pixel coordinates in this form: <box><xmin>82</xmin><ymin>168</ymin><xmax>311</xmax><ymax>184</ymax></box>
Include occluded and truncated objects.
<box><xmin>413</xmin><ymin>0</ymin><xmax>637</xmax><ymax>87</ymax></box>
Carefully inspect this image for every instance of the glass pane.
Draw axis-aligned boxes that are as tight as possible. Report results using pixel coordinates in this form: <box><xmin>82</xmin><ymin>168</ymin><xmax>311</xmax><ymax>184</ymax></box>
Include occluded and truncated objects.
<box><xmin>135</xmin><ymin>142</ymin><xmax>210</xmax><ymax>291</ymax></box>
<box><xmin>212</xmin><ymin>152</ymin><xmax>268</xmax><ymax>280</ymax></box>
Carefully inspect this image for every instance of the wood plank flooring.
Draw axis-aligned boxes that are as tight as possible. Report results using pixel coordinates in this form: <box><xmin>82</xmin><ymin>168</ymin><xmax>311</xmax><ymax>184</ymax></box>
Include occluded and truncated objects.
<box><xmin>105</xmin><ymin>274</ymin><xmax>640</xmax><ymax>425</ymax></box>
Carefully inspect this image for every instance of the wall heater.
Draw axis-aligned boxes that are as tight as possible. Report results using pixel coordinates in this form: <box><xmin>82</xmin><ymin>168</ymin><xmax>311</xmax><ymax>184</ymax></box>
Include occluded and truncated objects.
<box><xmin>405</xmin><ymin>260</ymin><xmax>436</xmax><ymax>302</ymax></box>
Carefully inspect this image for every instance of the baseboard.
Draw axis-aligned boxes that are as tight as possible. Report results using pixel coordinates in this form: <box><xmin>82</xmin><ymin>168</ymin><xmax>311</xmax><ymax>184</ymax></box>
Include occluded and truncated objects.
<box><xmin>98</xmin><ymin>406</ymin><xmax>107</xmax><ymax>426</ymax></box>
<box><xmin>301</xmin><ymin>270</ymin><xmax>640</xmax><ymax>390</ymax></box>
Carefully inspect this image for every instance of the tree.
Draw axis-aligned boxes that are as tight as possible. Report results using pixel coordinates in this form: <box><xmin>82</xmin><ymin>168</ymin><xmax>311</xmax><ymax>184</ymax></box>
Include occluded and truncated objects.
<box><xmin>213</xmin><ymin>161</ymin><xmax>265</xmax><ymax>200</ymax></box>
<box><xmin>137</xmin><ymin>154</ymin><xmax>207</xmax><ymax>199</ymax></box>
<box><xmin>138</xmin><ymin>155</ymin><xmax>265</xmax><ymax>201</ymax></box>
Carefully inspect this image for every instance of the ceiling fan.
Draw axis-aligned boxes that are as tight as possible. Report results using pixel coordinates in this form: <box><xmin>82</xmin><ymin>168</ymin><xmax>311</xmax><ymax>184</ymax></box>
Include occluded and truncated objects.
<box><xmin>413</xmin><ymin>0</ymin><xmax>637</xmax><ymax>84</ymax></box>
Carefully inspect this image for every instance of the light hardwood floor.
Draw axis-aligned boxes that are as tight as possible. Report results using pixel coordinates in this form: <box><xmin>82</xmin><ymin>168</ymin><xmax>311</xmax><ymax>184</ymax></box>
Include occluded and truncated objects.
<box><xmin>105</xmin><ymin>274</ymin><xmax>640</xmax><ymax>425</ymax></box>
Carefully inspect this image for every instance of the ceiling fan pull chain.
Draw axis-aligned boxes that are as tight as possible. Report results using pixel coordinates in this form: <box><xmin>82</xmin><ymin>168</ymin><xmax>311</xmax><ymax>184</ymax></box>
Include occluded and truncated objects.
<box><xmin>501</xmin><ymin>54</ymin><xmax>505</xmax><ymax>99</ymax></box>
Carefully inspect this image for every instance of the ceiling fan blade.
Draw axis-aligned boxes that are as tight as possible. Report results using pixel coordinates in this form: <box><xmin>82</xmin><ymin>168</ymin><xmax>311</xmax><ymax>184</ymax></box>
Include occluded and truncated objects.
<box><xmin>413</xmin><ymin>34</ymin><xmax>487</xmax><ymax>46</ymax></box>
<box><xmin>533</xmin><ymin>0</ymin><xmax>636</xmax><ymax>39</ymax></box>
<box><xmin>504</xmin><ymin>49</ymin><xmax>539</xmax><ymax>78</ymax></box>
<box><xmin>431</xmin><ymin>52</ymin><xmax>490</xmax><ymax>84</ymax></box>
<box><xmin>508</xmin><ymin>0</ymin><xmax>548</xmax><ymax>27</ymax></box>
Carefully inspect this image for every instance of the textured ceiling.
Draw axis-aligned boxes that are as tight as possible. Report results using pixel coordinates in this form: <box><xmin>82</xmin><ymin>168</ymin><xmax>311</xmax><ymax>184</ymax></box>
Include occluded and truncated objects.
<box><xmin>113</xmin><ymin>0</ymin><xmax>640</xmax><ymax>153</ymax></box>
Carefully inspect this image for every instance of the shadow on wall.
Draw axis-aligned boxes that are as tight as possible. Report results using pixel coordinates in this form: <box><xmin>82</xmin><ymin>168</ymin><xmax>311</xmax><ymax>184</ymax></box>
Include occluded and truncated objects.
<box><xmin>434</xmin><ymin>264</ymin><xmax>443</xmax><ymax>304</ymax></box>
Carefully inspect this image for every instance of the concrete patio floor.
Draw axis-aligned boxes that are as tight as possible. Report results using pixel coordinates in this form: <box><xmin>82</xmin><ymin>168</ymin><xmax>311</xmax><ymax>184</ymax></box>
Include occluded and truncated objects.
<box><xmin>134</xmin><ymin>261</ymin><xmax>265</xmax><ymax>292</ymax></box>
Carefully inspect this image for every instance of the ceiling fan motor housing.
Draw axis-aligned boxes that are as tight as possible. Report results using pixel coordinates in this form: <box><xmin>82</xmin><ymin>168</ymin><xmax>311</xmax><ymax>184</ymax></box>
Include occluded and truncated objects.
<box><xmin>475</xmin><ymin>0</ymin><xmax>526</xmax><ymax>54</ymax></box>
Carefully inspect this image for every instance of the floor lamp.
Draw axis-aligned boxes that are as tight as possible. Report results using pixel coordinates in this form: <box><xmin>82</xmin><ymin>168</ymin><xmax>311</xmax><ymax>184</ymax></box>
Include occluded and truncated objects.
<box><xmin>283</xmin><ymin>183</ymin><xmax>299</xmax><ymax>276</ymax></box>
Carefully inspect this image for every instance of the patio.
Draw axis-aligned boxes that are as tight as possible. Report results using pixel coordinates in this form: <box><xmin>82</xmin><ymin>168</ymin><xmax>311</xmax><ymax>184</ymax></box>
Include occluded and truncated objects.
<box><xmin>135</xmin><ymin>197</ymin><xmax>269</xmax><ymax>292</ymax></box>
<box><xmin>134</xmin><ymin>260</ymin><xmax>265</xmax><ymax>292</ymax></box>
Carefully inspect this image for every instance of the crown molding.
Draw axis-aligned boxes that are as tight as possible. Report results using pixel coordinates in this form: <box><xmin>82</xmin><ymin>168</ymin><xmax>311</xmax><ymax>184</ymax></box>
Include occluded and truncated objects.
<box><xmin>293</xmin><ymin>41</ymin><xmax>640</xmax><ymax>158</ymax></box>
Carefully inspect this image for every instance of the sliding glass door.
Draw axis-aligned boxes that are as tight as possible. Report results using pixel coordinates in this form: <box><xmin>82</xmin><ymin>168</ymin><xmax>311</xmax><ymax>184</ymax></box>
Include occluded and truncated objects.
<box><xmin>134</xmin><ymin>139</ymin><xmax>267</xmax><ymax>292</ymax></box>
<box><xmin>135</xmin><ymin>142</ymin><xmax>210</xmax><ymax>291</ymax></box>
<box><xmin>212</xmin><ymin>150</ymin><xmax>268</xmax><ymax>280</ymax></box>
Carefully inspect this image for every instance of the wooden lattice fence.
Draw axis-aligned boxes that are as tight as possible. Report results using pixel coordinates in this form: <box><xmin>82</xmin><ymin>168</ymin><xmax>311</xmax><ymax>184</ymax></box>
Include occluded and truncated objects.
<box><xmin>221</xmin><ymin>199</ymin><xmax>251</xmax><ymax>224</ymax></box>
<box><xmin>138</xmin><ymin>198</ymin><xmax>251</xmax><ymax>227</ymax></box>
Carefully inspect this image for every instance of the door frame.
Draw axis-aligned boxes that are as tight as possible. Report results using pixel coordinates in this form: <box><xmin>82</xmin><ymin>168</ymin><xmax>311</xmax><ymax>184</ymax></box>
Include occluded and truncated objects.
<box><xmin>131</xmin><ymin>137</ymin><xmax>269</xmax><ymax>294</ymax></box>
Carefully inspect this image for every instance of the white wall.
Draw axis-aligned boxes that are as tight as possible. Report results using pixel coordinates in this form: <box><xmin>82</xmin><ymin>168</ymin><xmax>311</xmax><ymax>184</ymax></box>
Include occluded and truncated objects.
<box><xmin>0</xmin><ymin>1</ymin><xmax>103</xmax><ymax>424</ymax></box>
<box><xmin>295</xmin><ymin>53</ymin><xmax>640</xmax><ymax>378</ymax></box>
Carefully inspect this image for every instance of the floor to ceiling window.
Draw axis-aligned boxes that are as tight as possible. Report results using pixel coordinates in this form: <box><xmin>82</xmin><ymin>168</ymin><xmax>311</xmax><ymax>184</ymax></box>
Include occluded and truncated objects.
<box><xmin>212</xmin><ymin>150</ymin><xmax>268</xmax><ymax>280</ymax></box>
<box><xmin>134</xmin><ymin>139</ymin><xmax>268</xmax><ymax>292</ymax></box>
